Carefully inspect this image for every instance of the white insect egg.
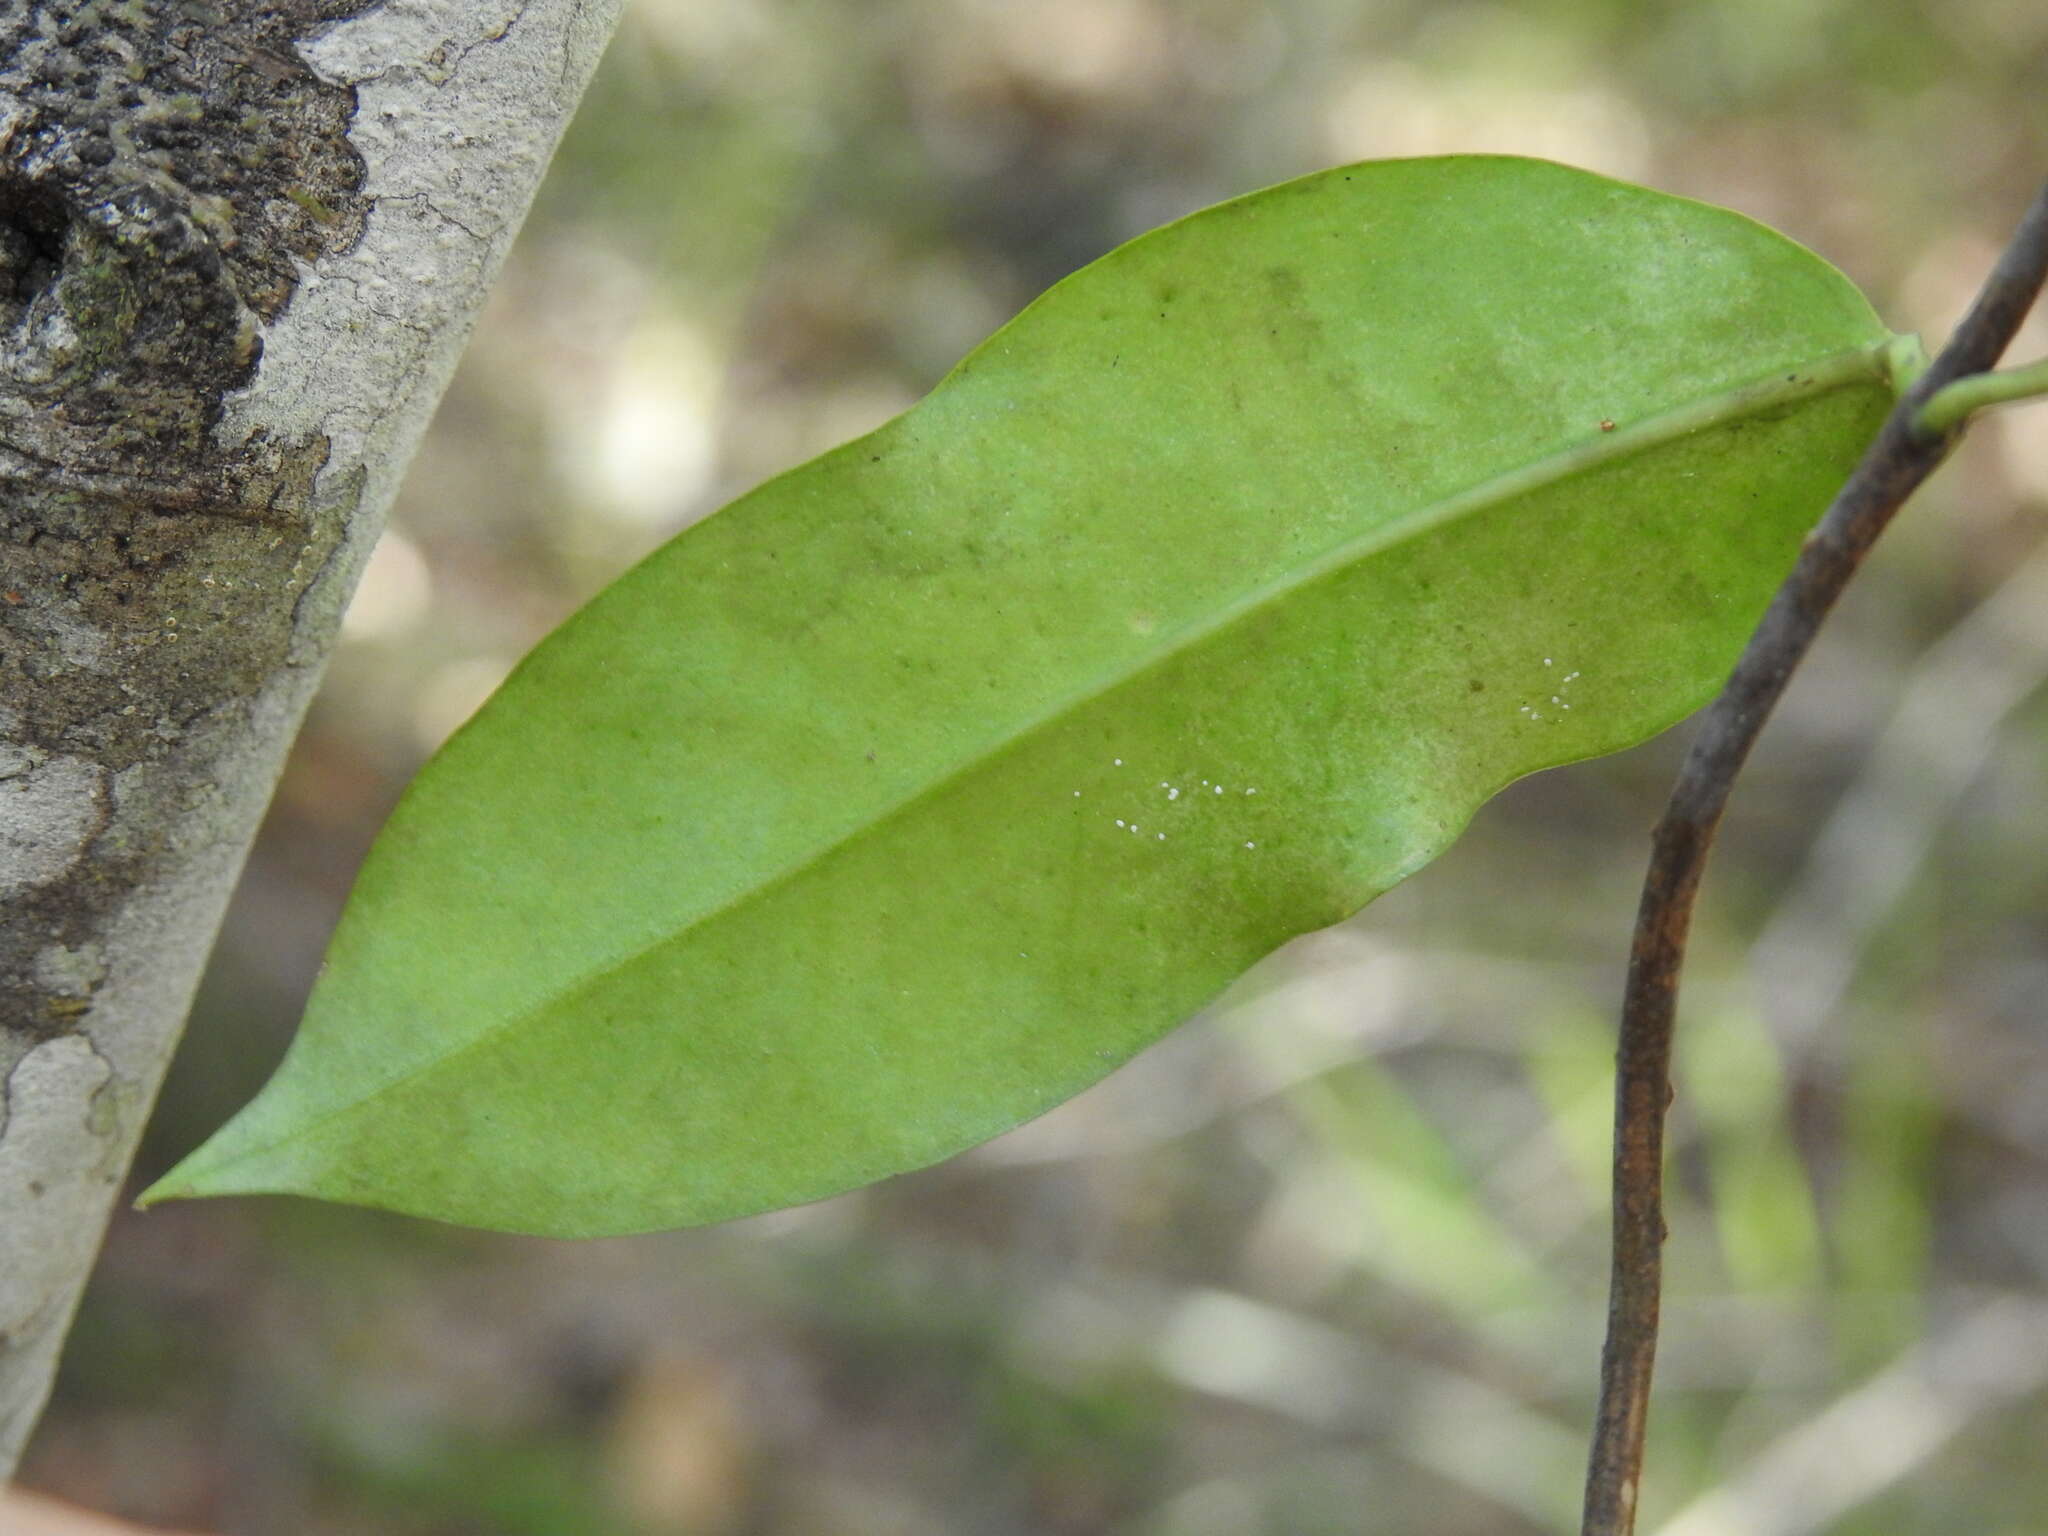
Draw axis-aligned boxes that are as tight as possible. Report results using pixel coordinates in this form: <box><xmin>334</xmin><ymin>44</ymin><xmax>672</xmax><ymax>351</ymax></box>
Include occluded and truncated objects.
<box><xmin>1544</xmin><ymin>657</ymin><xmax>1553</xmax><ymax>666</ymax></box>
<box><xmin>1245</xmin><ymin>841</ymin><xmax>1256</xmax><ymax>849</ymax></box>
<box><xmin>1213</xmin><ymin>785</ymin><xmax>1223</xmax><ymax>795</ymax></box>
<box><xmin>1168</xmin><ymin>787</ymin><xmax>1180</xmax><ymax>800</ymax></box>
<box><xmin>1157</xmin><ymin>832</ymin><xmax>1166</xmax><ymax>841</ymax></box>
<box><xmin>1114</xmin><ymin>758</ymin><xmax>1123</xmax><ymax>766</ymax></box>
<box><xmin>1115</xmin><ymin>819</ymin><xmax>1126</xmax><ymax>828</ymax></box>
<box><xmin>1130</xmin><ymin>824</ymin><xmax>1141</xmax><ymax>834</ymax></box>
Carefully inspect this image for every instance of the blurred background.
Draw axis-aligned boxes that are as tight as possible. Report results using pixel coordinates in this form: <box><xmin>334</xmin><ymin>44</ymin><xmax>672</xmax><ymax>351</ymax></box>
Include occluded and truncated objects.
<box><xmin>20</xmin><ymin>0</ymin><xmax>2048</xmax><ymax>1531</ymax></box>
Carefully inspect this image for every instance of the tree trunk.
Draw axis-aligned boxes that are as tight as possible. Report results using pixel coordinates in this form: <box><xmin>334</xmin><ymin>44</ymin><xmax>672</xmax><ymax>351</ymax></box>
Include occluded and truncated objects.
<box><xmin>0</xmin><ymin>0</ymin><xmax>624</xmax><ymax>1476</ymax></box>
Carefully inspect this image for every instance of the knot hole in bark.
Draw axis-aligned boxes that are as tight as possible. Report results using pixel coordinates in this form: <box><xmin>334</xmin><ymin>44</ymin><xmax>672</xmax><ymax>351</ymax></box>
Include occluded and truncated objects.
<box><xmin>0</xmin><ymin>174</ymin><xmax>71</xmax><ymax>319</ymax></box>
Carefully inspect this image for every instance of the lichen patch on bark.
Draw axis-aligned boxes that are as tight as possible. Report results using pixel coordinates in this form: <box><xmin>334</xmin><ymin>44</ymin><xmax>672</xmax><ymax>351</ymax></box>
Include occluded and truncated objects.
<box><xmin>0</xmin><ymin>0</ymin><xmax>376</xmax><ymax>1040</ymax></box>
<box><xmin>0</xmin><ymin>750</ymin><xmax>103</xmax><ymax>901</ymax></box>
<box><xmin>2</xmin><ymin>0</ymin><xmax>379</xmax><ymax>473</ymax></box>
<box><xmin>0</xmin><ymin>1032</ymin><xmax>119</xmax><ymax>1457</ymax></box>
<box><xmin>0</xmin><ymin>0</ymin><xmax>628</xmax><ymax>1478</ymax></box>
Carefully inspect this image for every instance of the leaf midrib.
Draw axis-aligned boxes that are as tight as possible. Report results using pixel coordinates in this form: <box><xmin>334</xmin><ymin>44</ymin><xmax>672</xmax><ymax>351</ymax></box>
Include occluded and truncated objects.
<box><xmin>179</xmin><ymin>339</ymin><xmax>1897</xmax><ymax>1189</ymax></box>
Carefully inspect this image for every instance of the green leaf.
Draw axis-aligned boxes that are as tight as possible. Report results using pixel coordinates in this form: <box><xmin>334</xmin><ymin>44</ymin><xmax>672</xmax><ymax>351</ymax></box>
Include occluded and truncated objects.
<box><xmin>146</xmin><ymin>157</ymin><xmax>1908</xmax><ymax>1236</ymax></box>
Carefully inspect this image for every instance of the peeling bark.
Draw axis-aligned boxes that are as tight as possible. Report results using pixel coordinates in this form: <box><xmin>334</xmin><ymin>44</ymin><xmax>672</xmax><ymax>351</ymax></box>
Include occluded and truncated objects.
<box><xmin>0</xmin><ymin>0</ymin><xmax>624</xmax><ymax>1475</ymax></box>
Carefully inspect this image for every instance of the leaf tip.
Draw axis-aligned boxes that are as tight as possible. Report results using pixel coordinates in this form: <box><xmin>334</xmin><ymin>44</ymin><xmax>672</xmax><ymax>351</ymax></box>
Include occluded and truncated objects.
<box><xmin>134</xmin><ymin>1111</ymin><xmax>288</xmax><ymax>1210</ymax></box>
<box><xmin>133</xmin><ymin>1157</ymin><xmax>229</xmax><ymax>1211</ymax></box>
<box><xmin>131</xmin><ymin>1172</ymin><xmax>180</xmax><ymax>1211</ymax></box>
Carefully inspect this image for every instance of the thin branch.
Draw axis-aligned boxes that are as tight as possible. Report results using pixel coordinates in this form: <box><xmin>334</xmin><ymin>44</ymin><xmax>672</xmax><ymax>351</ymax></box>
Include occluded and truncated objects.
<box><xmin>1579</xmin><ymin>177</ymin><xmax>2048</xmax><ymax>1536</ymax></box>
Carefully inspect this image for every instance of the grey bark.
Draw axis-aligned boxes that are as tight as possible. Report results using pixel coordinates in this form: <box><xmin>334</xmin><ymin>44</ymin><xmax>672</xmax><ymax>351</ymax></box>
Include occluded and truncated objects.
<box><xmin>0</xmin><ymin>0</ymin><xmax>624</xmax><ymax>1476</ymax></box>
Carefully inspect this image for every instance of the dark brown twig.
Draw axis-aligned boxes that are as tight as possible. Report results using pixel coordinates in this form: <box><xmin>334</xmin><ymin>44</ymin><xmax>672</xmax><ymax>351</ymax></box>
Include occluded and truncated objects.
<box><xmin>1580</xmin><ymin>179</ymin><xmax>2048</xmax><ymax>1536</ymax></box>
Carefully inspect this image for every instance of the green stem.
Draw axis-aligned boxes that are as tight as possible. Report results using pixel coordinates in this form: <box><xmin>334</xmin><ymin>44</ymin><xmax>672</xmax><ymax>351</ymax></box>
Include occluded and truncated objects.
<box><xmin>1916</xmin><ymin>356</ymin><xmax>2048</xmax><ymax>436</ymax></box>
